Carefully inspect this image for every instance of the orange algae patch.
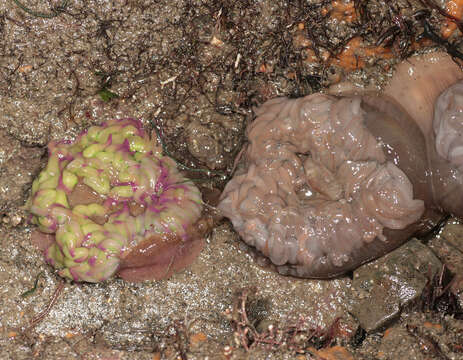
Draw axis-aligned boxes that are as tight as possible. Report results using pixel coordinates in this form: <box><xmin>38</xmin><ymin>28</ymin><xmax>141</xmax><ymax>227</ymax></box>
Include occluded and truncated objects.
<box><xmin>383</xmin><ymin>327</ymin><xmax>393</xmax><ymax>339</ymax></box>
<box><xmin>330</xmin><ymin>37</ymin><xmax>393</xmax><ymax>70</ymax></box>
<box><xmin>189</xmin><ymin>332</ymin><xmax>207</xmax><ymax>346</ymax></box>
<box><xmin>322</xmin><ymin>0</ymin><xmax>357</xmax><ymax>23</ymax></box>
<box><xmin>292</xmin><ymin>32</ymin><xmax>320</xmax><ymax>65</ymax></box>
<box><xmin>293</xmin><ymin>27</ymin><xmax>393</xmax><ymax>75</ymax></box>
<box><xmin>441</xmin><ymin>0</ymin><xmax>463</xmax><ymax>39</ymax></box>
<box><xmin>18</xmin><ymin>65</ymin><xmax>33</xmax><ymax>73</ymax></box>
<box><xmin>292</xmin><ymin>31</ymin><xmax>326</xmax><ymax>65</ymax></box>
<box><xmin>423</xmin><ymin>322</ymin><xmax>444</xmax><ymax>332</ymax></box>
<box><xmin>257</xmin><ymin>63</ymin><xmax>273</xmax><ymax>73</ymax></box>
<box><xmin>309</xmin><ymin>345</ymin><xmax>355</xmax><ymax>360</ymax></box>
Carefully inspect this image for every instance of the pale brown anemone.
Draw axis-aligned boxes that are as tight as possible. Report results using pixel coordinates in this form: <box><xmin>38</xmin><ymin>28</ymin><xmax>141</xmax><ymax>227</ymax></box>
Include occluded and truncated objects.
<box><xmin>218</xmin><ymin>52</ymin><xmax>463</xmax><ymax>278</ymax></box>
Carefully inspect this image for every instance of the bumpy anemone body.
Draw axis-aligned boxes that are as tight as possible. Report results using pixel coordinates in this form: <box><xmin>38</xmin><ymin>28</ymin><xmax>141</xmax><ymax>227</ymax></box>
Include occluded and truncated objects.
<box><xmin>219</xmin><ymin>52</ymin><xmax>463</xmax><ymax>278</ymax></box>
<box><xmin>28</xmin><ymin>118</ymin><xmax>203</xmax><ymax>282</ymax></box>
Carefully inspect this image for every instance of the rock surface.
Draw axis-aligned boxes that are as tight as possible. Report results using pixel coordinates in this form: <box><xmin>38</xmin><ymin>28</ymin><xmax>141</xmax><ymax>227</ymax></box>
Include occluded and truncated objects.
<box><xmin>427</xmin><ymin>220</ymin><xmax>463</xmax><ymax>275</ymax></box>
<box><xmin>350</xmin><ymin>239</ymin><xmax>442</xmax><ymax>332</ymax></box>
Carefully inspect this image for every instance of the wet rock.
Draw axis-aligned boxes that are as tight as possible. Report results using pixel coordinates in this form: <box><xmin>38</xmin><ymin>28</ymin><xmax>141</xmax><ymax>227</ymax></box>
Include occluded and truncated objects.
<box><xmin>442</xmin><ymin>316</ymin><xmax>463</xmax><ymax>356</ymax></box>
<box><xmin>440</xmin><ymin>222</ymin><xmax>463</xmax><ymax>252</ymax></box>
<box><xmin>350</xmin><ymin>239</ymin><xmax>442</xmax><ymax>332</ymax></box>
<box><xmin>427</xmin><ymin>220</ymin><xmax>463</xmax><ymax>275</ymax></box>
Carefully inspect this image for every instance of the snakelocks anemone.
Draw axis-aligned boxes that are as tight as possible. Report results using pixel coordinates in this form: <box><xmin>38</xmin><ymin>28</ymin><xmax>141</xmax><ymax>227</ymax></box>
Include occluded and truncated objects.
<box><xmin>218</xmin><ymin>51</ymin><xmax>463</xmax><ymax>278</ymax></box>
<box><xmin>28</xmin><ymin>118</ymin><xmax>207</xmax><ymax>282</ymax></box>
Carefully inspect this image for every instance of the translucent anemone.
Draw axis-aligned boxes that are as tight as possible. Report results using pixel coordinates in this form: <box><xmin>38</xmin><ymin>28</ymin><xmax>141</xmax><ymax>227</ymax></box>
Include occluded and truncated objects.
<box><xmin>28</xmin><ymin>118</ymin><xmax>203</xmax><ymax>282</ymax></box>
<box><xmin>218</xmin><ymin>52</ymin><xmax>463</xmax><ymax>279</ymax></box>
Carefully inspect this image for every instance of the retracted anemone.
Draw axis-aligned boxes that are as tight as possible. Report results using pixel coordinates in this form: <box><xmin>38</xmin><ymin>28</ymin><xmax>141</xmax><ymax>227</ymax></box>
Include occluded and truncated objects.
<box><xmin>219</xmin><ymin>94</ymin><xmax>426</xmax><ymax>277</ymax></box>
<box><xmin>219</xmin><ymin>52</ymin><xmax>463</xmax><ymax>278</ymax></box>
<box><xmin>28</xmin><ymin>118</ymin><xmax>207</xmax><ymax>282</ymax></box>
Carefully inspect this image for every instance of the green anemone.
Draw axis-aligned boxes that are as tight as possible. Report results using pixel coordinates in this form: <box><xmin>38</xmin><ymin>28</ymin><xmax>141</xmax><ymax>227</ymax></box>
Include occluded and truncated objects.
<box><xmin>28</xmin><ymin>118</ymin><xmax>203</xmax><ymax>282</ymax></box>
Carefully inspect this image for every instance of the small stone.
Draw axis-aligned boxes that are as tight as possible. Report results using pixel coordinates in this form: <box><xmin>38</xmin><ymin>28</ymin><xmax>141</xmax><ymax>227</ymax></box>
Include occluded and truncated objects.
<box><xmin>210</xmin><ymin>36</ymin><xmax>224</xmax><ymax>47</ymax></box>
<box><xmin>351</xmin><ymin>238</ymin><xmax>442</xmax><ymax>332</ymax></box>
<box><xmin>2</xmin><ymin>212</ymin><xmax>23</xmax><ymax>227</ymax></box>
<box><xmin>10</xmin><ymin>214</ymin><xmax>22</xmax><ymax>227</ymax></box>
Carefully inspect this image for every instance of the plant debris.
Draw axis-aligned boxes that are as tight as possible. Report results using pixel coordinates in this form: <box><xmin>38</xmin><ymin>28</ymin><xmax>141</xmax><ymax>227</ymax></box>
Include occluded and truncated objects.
<box><xmin>95</xmin><ymin>71</ymin><xmax>119</xmax><ymax>102</ymax></box>
<box><xmin>418</xmin><ymin>265</ymin><xmax>463</xmax><ymax>319</ymax></box>
<box><xmin>21</xmin><ymin>271</ymin><xmax>44</xmax><ymax>298</ymax></box>
<box><xmin>224</xmin><ymin>288</ymin><xmax>349</xmax><ymax>354</ymax></box>
<box><xmin>23</xmin><ymin>280</ymin><xmax>65</xmax><ymax>333</ymax></box>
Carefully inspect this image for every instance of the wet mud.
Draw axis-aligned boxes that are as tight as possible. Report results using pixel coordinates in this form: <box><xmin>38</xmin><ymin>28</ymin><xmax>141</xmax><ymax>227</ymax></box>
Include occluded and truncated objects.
<box><xmin>1</xmin><ymin>0</ymin><xmax>463</xmax><ymax>359</ymax></box>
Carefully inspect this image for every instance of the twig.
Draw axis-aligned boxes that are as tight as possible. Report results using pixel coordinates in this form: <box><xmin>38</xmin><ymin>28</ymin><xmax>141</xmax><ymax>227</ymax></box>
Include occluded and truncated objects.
<box><xmin>67</xmin><ymin>69</ymin><xmax>81</xmax><ymax>125</ymax></box>
<box><xmin>24</xmin><ymin>280</ymin><xmax>65</xmax><ymax>332</ymax></box>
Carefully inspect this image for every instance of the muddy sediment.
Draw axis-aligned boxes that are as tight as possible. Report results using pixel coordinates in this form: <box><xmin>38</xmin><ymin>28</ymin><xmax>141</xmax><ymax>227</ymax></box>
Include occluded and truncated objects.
<box><xmin>1</xmin><ymin>0</ymin><xmax>463</xmax><ymax>359</ymax></box>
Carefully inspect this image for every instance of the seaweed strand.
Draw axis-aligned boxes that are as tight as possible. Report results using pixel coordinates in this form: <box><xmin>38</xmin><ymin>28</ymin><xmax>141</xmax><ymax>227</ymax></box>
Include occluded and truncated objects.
<box><xmin>20</xmin><ymin>271</ymin><xmax>44</xmax><ymax>298</ymax></box>
<box><xmin>11</xmin><ymin>0</ymin><xmax>69</xmax><ymax>19</ymax></box>
<box><xmin>24</xmin><ymin>280</ymin><xmax>65</xmax><ymax>332</ymax></box>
